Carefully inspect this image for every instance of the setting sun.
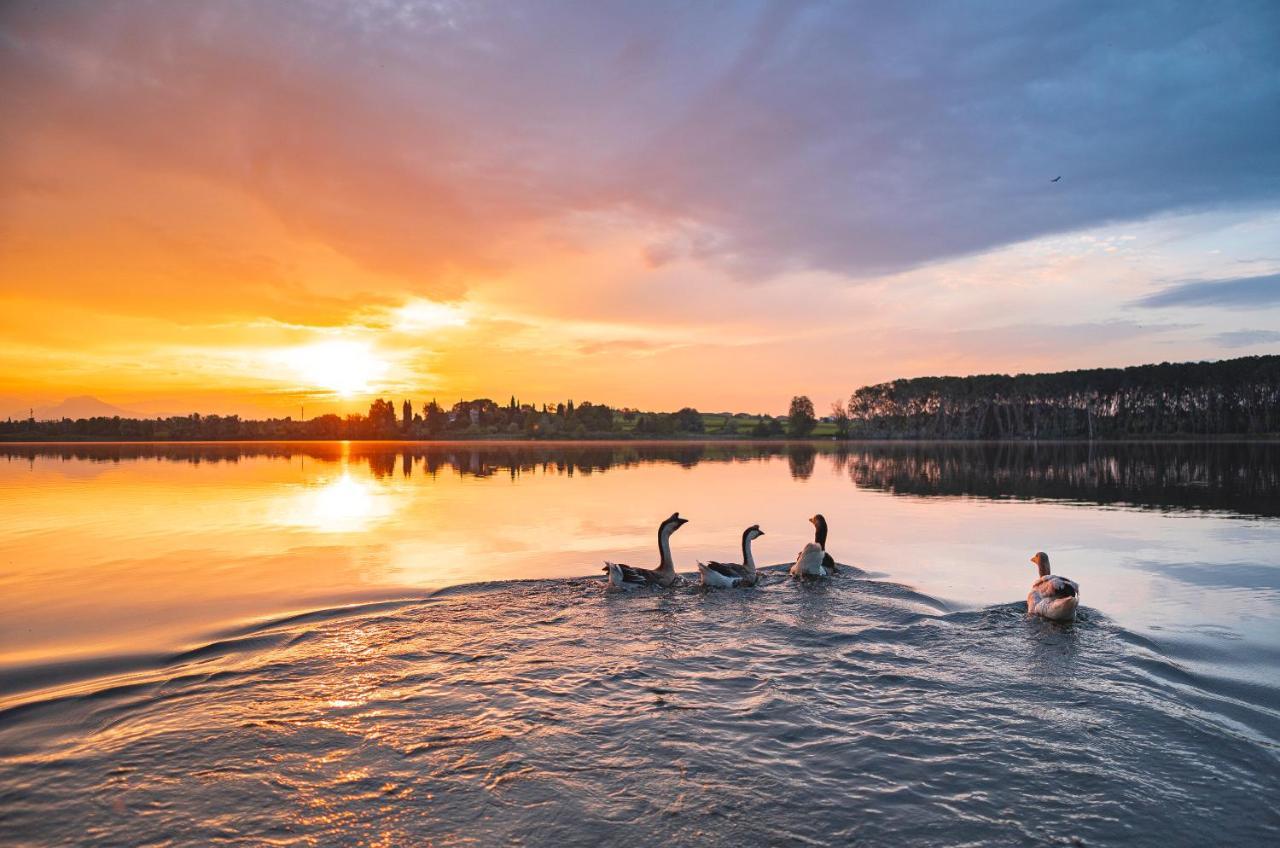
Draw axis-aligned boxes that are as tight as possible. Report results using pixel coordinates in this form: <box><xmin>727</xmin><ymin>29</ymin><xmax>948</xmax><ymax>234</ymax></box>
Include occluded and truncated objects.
<box><xmin>278</xmin><ymin>340</ymin><xmax>390</xmax><ymax>398</ymax></box>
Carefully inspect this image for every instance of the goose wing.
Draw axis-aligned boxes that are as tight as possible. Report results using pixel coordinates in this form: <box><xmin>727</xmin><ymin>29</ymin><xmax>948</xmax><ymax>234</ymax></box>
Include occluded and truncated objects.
<box><xmin>821</xmin><ymin>552</ymin><xmax>838</xmax><ymax>574</ymax></box>
<box><xmin>1034</xmin><ymin>575</ymin><xmax>1078</xmax><ymax>598</ymax></box>
<box><xmin>704</xmin><ymin>560</ymin><xmax>747</xmax><ymax>579</ymax></box>
<box><xmin>604</xmin><ymin>562</ymin><xmax>657</xmax><ymax>587</ymax></box>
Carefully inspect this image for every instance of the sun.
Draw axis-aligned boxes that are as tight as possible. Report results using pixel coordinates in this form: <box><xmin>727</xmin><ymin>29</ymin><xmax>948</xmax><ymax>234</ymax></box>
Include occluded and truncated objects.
<box><xmin>280</xmin><ymin>340</ymin><xmax>390</xmax><ymax>398</ymax></box>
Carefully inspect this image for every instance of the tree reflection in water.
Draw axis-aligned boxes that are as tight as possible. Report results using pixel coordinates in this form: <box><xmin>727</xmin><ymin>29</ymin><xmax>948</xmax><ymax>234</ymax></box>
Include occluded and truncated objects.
<box><xmin>5</xmin><ymin>440</ymin><xmax>1277</xmax><ymax>517</ymax></box>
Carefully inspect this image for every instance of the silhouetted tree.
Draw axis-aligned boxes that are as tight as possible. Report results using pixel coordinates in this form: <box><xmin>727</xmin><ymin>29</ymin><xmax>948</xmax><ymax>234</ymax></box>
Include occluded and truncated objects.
<box><xmin>788</xmin><ymin>396</ymin><xmax>816</xmax><ymax>437</ymax></box>
<box><xmin>368</xmin><ymin>399</ymin><xmax>398</xmax><ymax>436</ymax></box>
<box><xmin>830</xmin><ymin>400</ymin><xmax>851</xmax><ymax>439</ymax></box>
<box><xmin>423</xmin><ymin>399</ymin><xmax>446</xmax><ymax>436</ymax></box>
<box><xmin>674</xmin><ymin>407</ymin><xmax>704</xmax><ymax>433</ymax></box>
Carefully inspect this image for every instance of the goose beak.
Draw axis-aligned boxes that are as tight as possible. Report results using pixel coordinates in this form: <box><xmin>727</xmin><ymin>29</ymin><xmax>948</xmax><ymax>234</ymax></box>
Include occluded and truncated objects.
<box><xmin>808</xmin><ymin>516</ymin><xmax>817</xmax><ymax>526</ymax></box>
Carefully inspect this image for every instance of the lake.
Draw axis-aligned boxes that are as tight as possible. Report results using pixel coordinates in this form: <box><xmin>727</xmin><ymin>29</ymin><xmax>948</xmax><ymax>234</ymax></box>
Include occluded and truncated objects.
<box><xmin>2</xmin><ymin>441</ymin><xmax>1278</xmax><ymax>845</ymax></box>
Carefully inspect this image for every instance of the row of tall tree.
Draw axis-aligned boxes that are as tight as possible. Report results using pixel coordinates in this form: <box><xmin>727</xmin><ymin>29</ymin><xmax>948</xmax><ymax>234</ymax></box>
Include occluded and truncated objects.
<box><xmin>827</xmin><ymin>355</ymin><xmax>1280</xmax><ymax>439</ymax></box>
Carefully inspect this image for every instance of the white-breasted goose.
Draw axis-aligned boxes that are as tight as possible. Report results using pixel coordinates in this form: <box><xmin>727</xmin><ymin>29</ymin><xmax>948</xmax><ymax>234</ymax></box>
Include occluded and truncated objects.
<box><xmin>697</xmin><ymin>525</ymin><xmax>764</xmax><ymax>588</ymax></box>
<box><xmin>604</xmin><ymin>512</ymin><xmax>688</xmax><ymax>590</ymax></box>
<box><xmin>791</xmin><ymin>513</ymin><xmax>837</xmax><ymax>578</ymax></box>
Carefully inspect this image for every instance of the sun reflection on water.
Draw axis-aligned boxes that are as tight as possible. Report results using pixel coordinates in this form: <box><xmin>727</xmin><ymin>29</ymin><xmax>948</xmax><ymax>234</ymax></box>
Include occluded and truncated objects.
<box><xmin>276</xmin><ymin>470</ymin><xmax>397</xmax><ymax>534</ymax></box>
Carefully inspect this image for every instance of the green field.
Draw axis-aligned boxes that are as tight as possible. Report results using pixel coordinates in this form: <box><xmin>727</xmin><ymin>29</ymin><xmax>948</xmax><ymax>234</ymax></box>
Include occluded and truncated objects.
<box><xmin>612</xmin><ymin>412</ymin><xmax>837</xmax><ymax>437</ymax></box>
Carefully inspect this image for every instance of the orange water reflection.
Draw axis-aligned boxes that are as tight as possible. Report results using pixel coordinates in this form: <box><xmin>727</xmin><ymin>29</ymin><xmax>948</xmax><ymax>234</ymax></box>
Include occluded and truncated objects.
<box><xmin>1</xmin><ymin>441</ymin><xmax>1277</xmax><ymax>686</ymax></box>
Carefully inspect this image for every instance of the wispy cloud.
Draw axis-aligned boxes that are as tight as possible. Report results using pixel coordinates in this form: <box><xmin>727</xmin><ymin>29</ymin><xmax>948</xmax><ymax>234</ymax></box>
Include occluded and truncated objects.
<box><xmin>3</xmin><ymin>1</ymin><xmax>1278</xmax><ymax>282</ymax></box>
<box><xmin>1135</xmin><ymin>274</ymin><xmax>1280</xmax><ymax>309</ymax></box>
<box><xmin>1211</xmin><ymin>329</ymin><xmax>1280</xmax><ymax>348</ymax></box>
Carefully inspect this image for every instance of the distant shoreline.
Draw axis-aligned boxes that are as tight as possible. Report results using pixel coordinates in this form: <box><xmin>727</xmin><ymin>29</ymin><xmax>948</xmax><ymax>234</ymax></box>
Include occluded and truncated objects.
<box><xmin>4</xmin><ymin>434</ymin><xmax>1278</xmax><ymax>445</ymax></box>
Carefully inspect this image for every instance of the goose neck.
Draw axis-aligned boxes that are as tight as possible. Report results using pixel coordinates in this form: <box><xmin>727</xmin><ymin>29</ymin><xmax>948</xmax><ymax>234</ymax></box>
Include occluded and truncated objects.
<box><xmin>657</xmin><ymin>526</ymin><xmax>676</xmax><ymax>572</ymax></box>
<box><xmin>742</xmin><ymin>536</ymin><xmax>757</xmax><ymax>574</ymax></box>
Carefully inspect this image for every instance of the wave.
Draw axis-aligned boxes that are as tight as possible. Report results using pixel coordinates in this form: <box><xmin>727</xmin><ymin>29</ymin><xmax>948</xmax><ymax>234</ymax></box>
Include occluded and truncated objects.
<box><xmin>3</xmin><ymin>569</ymin><xmax>1278</xmax><ymax>846</ymax></box>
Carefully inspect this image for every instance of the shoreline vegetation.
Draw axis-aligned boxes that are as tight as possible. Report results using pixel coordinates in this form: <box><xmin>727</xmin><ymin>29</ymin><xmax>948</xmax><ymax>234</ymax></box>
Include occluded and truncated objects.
<box><xmin>5</xmin><ymin>354</ymin><xmax>1277</xmax><ymax>443</ymax></box>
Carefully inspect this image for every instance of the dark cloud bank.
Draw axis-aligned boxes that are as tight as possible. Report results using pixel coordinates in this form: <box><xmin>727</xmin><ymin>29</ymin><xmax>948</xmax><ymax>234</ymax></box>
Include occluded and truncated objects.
<box><xmin>2</xmin><ymin>0</ymin><xmax>1278</xmax><ymax>280</ymax></box>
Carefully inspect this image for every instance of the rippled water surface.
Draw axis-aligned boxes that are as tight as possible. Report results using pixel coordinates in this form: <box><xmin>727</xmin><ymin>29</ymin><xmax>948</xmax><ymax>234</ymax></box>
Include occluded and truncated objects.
<box><xmin>2</xmin><ymin>441</ymin><xmax>1279</xmax><ymax>846</ymax></box>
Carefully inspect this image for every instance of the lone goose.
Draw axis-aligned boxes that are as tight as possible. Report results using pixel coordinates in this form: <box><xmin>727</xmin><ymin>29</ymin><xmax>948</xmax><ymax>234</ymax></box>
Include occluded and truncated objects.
<box><xmin>697</xmin><ymin>525</ymin><xmax>764</xmax><ymax>588</ymax></box>
<box><xmin>1026</xmin><ymin>551</ymin><xmax>1079</xmax><ymax>621</ymax></box>
<box><xmin>790</xmin><ymin>514</ymin><xmax>838</xmax><ymax>578</ymax></box>
<box><xmin>604</xmin><ymin>512</ymin><xmax>688</xmax><ymax>590</ymax></box>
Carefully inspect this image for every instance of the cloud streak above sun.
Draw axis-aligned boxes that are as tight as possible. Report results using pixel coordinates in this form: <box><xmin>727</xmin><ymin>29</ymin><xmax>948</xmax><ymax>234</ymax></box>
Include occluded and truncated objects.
<box><xmin>1</xmin><ymin>1</ymin><xmax>1278</xmax><ymax>416</ymax></box>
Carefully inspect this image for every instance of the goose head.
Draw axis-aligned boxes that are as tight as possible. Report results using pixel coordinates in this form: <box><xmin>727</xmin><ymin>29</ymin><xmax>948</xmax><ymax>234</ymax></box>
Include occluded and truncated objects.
<box><xmin>1030</xmin><ymin>551</ymin><xmax>1050</xmax><ymax>576</ymax></box>
<box><xmin>809</xmin><ymin>514</ymin><xmax>829</xmax><ymax>547</ymax></box>
<box><xmin>661</xmin><ymin>512</ymin><xmax>689</xmax><ymax>534</ymax></box>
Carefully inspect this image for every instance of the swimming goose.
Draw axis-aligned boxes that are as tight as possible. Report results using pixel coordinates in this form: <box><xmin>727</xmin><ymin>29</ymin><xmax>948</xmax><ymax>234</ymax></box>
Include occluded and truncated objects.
<box><xmin>1026</xmin><ymin>551</ymin><xmax>1079</xmax><ymax>621</ymax></box>
<box><xmin>790</xmin><ymin>514</ymin><xmax>837</xmax><ymax>578</ymax></box>
<box><xmin>697</xmin><ymin>525</ymin><xmax>764</xmax><ymax>588</ymax></box>
<box><xmin>604</xmin><ymin>512</ymin><xmax>688</xmax><ymax>590</ymax></box>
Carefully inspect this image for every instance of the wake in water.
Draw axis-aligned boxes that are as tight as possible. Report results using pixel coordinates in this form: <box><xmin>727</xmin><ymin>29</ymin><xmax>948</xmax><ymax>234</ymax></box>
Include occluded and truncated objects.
<box><xmin>2</xmin><ymin>569</ymin><xmax>1278</xmax><ymax>846</ymax></box>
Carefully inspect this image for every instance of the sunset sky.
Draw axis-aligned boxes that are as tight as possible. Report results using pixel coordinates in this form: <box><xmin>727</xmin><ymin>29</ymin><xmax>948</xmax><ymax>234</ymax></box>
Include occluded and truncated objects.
<box><xmin>2</xmin><ymin>1</ymin><xmax>1278</xmax><ymax>418</ymax></box>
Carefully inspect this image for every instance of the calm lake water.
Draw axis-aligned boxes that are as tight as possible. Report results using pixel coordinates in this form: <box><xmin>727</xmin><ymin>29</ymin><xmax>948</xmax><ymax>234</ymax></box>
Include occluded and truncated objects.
<box><xmin>2</xmin><ymin>441</ymin><xmax>1278</xmax><ymax>846</ymax></box>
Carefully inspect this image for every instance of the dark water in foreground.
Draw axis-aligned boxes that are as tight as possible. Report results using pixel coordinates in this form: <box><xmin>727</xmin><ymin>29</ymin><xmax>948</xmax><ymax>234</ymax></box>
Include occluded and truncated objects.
<box><xmin>4</xmin><ymin>573</ymin><xmax>1278</xmax><ymax>846</ymax></box>
<box><xmin>1</xmin><ymin>442</ymin><xmax>1278</xmax><ymax>845</ymax></box>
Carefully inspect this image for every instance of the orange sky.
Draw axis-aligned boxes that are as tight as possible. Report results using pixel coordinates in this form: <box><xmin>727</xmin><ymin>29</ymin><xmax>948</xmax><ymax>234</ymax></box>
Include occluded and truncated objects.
<box><xmin>2</xmin><ymin>2</ymin><xmax>1277</xmax><ymax>418</ymax></box>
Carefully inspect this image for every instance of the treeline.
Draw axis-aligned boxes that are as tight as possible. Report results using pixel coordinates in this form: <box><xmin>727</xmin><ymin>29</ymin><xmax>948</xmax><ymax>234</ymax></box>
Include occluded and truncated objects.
<box><xmin>827</xmin><ymin>355</ymin><xmax>1280</xmax><ymax>439</ymax></box>
<box><xmin>4</xmin><ymin>355</ymin><xmax>1277</xmax><ymax>442</ymax></box>
<box><xmin>0</xmin><ymin>396</ymin><xmax>726</xmax><ymax>441</ymax></box>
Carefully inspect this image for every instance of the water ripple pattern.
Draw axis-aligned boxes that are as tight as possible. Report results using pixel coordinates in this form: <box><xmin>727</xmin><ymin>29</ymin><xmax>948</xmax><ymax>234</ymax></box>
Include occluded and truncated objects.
<box><xmin>3</xmin><ymin>568</ymin><xmax>1278</xmax><ymax>847</ymax></box>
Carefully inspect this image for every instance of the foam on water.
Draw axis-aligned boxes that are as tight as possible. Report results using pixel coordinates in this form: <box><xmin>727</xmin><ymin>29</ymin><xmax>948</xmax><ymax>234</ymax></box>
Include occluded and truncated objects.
<box><xmin>3</xmin><ymin>567</ymin><xmax>1278</xmax><ymax>846</ymax></box>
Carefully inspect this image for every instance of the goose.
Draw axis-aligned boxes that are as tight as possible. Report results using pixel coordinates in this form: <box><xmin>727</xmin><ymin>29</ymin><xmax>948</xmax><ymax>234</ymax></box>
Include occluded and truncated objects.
<box><xmin>604</xmin><ymin>512</ymin><xmax>688</xmax><ymax>590</ymax></box>
<box><xmin>697</xmin><ymin>525</ymin><xmax>764</xmax><ymax>588</ymax></box>
<box><xmin>790</xmin><ymin>514</ymin><xmax>838</xmax><ymax>578</ymax></box>
<box><xmin>1026</xmin><ymin>551</ymin><xmax>1079</xmax><ymax>621</ymax></box>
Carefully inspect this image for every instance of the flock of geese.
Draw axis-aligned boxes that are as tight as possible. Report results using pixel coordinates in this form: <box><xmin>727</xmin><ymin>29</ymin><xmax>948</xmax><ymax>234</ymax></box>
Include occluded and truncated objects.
<box><xmin>604</xmin><ymin>512</ymin><xmax>1081</xmax><ymax>621</ymax></box>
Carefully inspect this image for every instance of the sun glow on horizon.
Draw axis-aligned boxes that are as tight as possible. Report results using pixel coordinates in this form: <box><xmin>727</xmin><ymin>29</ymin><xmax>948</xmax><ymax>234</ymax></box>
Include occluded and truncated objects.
<box><xmin>278</xmin><ymin>340</ymin><xmax>391</xmax><ymax>398</ymax></box>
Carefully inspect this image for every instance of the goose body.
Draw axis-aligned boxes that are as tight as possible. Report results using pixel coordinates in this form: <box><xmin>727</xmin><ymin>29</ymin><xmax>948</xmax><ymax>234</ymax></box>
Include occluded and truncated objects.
<box><xmin>790</xmin><ymin>542</ymin><xmax>829</xmax><ymax>578</ymax></box>
<box><xmin>1026</xmin><ymin>552</ymin><xmax>1079</xmax><ymax>621</ymax></box>
<box><xmin>790</xmin><ymin>514</ymin><xmax>837</xmax><ymax>578</ymax></box>
<box><xmin>604</xmin><ymin>513</ymin><xmax>688</xmax><ymax>590</ymax></box>
<box><xmin>698</xmin><ymin>525</ymin><xmax>763</xmax><ymax>588</ymax></box>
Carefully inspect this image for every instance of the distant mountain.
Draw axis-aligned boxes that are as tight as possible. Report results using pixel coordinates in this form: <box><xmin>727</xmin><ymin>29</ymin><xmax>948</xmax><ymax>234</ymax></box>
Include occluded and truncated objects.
<box><xmin>35</xmin><ymin>396</ymin><xmax>136</xmax><ymax>420</ymax></box>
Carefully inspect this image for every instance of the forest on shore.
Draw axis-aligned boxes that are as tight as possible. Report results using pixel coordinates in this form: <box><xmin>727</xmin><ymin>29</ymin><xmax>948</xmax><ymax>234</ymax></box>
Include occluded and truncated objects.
<box><xmin>3</xmin><ymin>354</ymin><xmax>1277</xmax><ymax>442</ymax></box>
